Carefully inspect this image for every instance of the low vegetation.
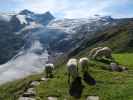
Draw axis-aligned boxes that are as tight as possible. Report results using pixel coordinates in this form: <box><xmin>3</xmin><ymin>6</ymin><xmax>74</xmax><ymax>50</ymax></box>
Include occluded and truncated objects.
<box><xmin>0</xmin><ymin>53</ymin><xmax>133</xmax><ymax>100</ymax></box>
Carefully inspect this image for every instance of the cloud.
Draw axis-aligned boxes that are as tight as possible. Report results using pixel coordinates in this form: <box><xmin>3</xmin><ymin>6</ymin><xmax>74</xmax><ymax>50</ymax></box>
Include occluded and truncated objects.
<box><xmin>0</xmin><ymin>0</ymin><xmax>133</xmax><ymax>18</ymax></box>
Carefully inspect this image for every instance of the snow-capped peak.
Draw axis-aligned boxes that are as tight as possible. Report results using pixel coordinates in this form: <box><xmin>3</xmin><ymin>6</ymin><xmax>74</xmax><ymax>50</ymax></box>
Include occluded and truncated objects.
<box><xmin>16</xmin><ymin>14</ymin><xmax>28</xmax><ymax>24</ymax></box>
<box><xmin>18</xmin><ymin>10</ymin><xmax>55</xmax><ymax>25</ymax></box>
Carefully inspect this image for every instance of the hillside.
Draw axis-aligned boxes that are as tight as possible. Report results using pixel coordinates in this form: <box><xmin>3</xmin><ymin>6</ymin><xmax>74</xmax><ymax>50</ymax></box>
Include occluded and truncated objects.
<box><xmin>68</xmin><ymin>18</ymin><xmax>133</xmax><ymax>58</ymax></box>
<box><xmin>0</xmin><ymin>52</ymin><xmax>133</xmax><ymax>100</ymax></box>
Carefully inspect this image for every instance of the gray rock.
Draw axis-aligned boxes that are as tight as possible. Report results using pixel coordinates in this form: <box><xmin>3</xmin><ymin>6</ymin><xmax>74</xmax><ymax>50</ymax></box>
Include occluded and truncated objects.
<box><xmin>48</xmin><ymin>97</ymin><xmax>58</xmax><ymax>100</ymax></box>
<box><xmin>86</xmin><ymin>96</ymin><xmax>99</xmax><ymax>100</ymax></box>
<box><xmin>23</xmin><ymin>92</ymin><xmax>35</xmax><ymax>97</ymax></box>
<box><xmin>18</xmin><ymin>97</ymin><xmax>36</xmax><ymax>100</ymax></box>
<box><xmin>41</xmin><ymin>77</ymin><xmax>49</xmax><ymax>81</ymax></box>
<box><xmin>30</xmin><ymin>81</ymin><xmax>40</xmax><ymax>87</ymax></box>
<box><xmin>23</xmin><ymin>88</ymin><xmax>36</xmax><ymax>97</ymax></box>
<box><xmin>27</xmin><ymin>88</ymin><xmax>36</xmax><ymax>93</ymax></box>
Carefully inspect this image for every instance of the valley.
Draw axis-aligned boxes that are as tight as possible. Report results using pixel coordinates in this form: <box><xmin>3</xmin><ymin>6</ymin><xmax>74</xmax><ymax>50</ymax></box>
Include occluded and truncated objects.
<box><xmin>0</xmin><ymin>9</ymin><xmax>133</xmax><ymax>100</ymax></box>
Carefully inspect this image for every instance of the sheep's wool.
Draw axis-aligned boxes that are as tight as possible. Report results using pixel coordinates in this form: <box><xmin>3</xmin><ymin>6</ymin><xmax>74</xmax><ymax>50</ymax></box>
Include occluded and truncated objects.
<box><xmin>89</xmin><ymin>47</ymin><xmax>103</xmax><ymax>57</ymax></box>
<box><xmin>67</xmin><ymin>59</ymin><xmax>78</xmax><ymax>79</ymax></box>
<box><xmin>93</xmin><ymin>47</ymin><xmax>112</xmax><ymax>59</ymax></box>
<box><xmin>110</xmin><ymin>62</ymin><xmax>118</xmax><ymax>71</ymax></box>
<box><xmin>45</xmin><ymin>63</ymin><xmax>54</xmax><ymax>68</ymax></box>
<box><xmin>45</xmin><ymin>63</ymin><xmax>54</xmax><ymax>73</ymax></box>
<box><xmin>79</xmin><ymin>57</ymin><xmax>89</xmax><ymax>72</ymax></box>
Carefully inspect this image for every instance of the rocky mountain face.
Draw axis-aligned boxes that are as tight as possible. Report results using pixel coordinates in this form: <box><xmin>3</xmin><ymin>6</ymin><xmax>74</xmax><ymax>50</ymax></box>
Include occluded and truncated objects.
<box><xmin>19</xmin><ymin>10</ymin><xmax>55</xmax><ymax>25</ymax></box>
<box><xmin>0</xmin><ymin>18</ymin><xmax>24</xmax><ymax>64</ymax></box>
<box><xmin>0</xmin><ymin>10</ymin><xmax>55</xmax><ymax>64</ymax></box>
<box><xmin>0</xmin><ymin>10</ymin><xmax>133</xmax><ymax>83</ymax></box>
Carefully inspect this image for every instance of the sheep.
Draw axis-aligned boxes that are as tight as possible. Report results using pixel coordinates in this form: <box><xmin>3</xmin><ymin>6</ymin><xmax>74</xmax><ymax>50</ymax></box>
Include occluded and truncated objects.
<box><xmin>79</xmin><ymin>57</ymin><xmax>90</xmax><ymax>73</ymax></box>
<box><xmin>93</xmin><ymin>47</ymin><xmax>112</xmax><ymax>60</ymax></box>
<box><xmin>110</xmin><ymin>62</ymin><xmax>127</xmax><ymax>72</ymax></box>
<box><xmin>79</xmin><ymin>57</ymin><xmax>96</xmax><ymax>85</ymax></box>
<box><xmin>45</xmin><ymin>63</ymin><xmax>54</xmax><ymax>78</ymax></box>
<box><xmin>67</xmin><ymin>58</ymin><xmax>79</xmax><ymax>85</ymax></box>
<box><xmin>89</xmin><ymin>47</ymin><xmax>103</xmax><ymax>59</ymax></box>
<box><xmin>110</xmin><ymin>62</ymin><xmax>119</xmax><ymax>71</ymax></box>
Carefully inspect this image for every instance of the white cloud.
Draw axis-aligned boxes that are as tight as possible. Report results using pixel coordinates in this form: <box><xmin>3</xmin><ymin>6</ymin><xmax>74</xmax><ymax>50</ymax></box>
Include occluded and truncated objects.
<box><xmin>1</xmin><ymin>0</ymin><xmax>133</xmax><ymax>18</ymax></box>
<box><xmin>21</xmin><ymin>0</ymin><xmax>111</xmax><ymax>18</ymax></box>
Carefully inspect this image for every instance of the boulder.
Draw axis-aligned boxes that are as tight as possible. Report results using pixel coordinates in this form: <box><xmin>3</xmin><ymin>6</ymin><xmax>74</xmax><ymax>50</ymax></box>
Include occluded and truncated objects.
<box><xmin>48</xmin><ymin>97</ymin><xmax>58</xmax><ymax>100</ymax></box>
<box><xmin>18</xmin><ymin>97</ymin><xmax>35</xmax><ymax>100</ymax></box>
<box><xmin>30</xmin><ymin>81</ymin><xmax>40</xmax><ymax>87</ymax></box>
<box><xmin>23</xmin><ymin>88</ymin><xmax>36</xmax><ymax>97</ymax></box>
<box><xmin>41</xmin><ymin>77</ymin><xmax>49</xmax><ymax>81</ymax></box>
<box><xmin>86</xmin><ymin>96</ymin><xmax>99</xmax><ymax>100</ymax></box>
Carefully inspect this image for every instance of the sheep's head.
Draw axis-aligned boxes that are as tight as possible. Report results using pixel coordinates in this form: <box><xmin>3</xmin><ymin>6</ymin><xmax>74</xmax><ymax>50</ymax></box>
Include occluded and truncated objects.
<box><xmin>67</xmin><ymin>58</ymin><xmax>78</xmax><ymax>67</ymax></box>
<box><xmin>79</xmin><ymin>57</ymin><xmax>90</xmax><ymax>66</ymax></box>
<box><xmin>45</xmin><ymin>63</ymin><xmax>54</xmax><ymax>69</ymax></box>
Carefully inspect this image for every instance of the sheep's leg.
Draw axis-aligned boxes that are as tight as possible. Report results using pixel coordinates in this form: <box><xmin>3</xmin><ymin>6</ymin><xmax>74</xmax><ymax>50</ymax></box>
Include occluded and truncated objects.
<box><xmin>46</xmin><ymin>73</ymin><xmax>48</xmax><ymax>78</ymax></box>
<box><xmin>77</xmin><ymin>65</ymin><xmax>79</xmax><ymax>72</ymax></box>
<box><xmin>68</xmin><ymin>72</ymin><xmax>70</xmax><ymax>85</ymax></box>
<box><xmin>49</xmin><ymin>70</ymin><xmax>53</xmax><ymax>78</ymax></box>
<box><xmin>110</xmin><ymin>55</ymin><xmax>115</xmax><ymax>61</ymax></box>
<box><xmin>47</xmin><ymin>73</ymin><xmax>49</xmax><ymax>78</ymax></box>
<box><xmin>86</xmin><ymin>66</ymin><xmax>88</xmax><ymax>72</ymax></box>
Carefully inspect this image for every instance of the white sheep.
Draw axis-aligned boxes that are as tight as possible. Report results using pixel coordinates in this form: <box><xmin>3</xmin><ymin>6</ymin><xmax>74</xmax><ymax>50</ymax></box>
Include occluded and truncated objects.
<box><xmin>89</xmin><ymin>47</ymin><xmax>103</xmax><ymax>58</ymax></box>
<box><xmin>67</xmin><ymin>58</ymin><xmax>79</xmax><ymax>84</ymax></box>
<box><xmin>93</xmin><ymin>47</ymin><xmax>112</xmax><ymax>60</ymax></box>
<box><xmin>79</xmin><ymin>57</ymin><xmax>90</xmax><ymax>73</ymax></box>
<box><xmin>79</xmin><ymin>57</ymin><xmax>96</xmax><ymax>85</ymax></box>
<box><xmin>45</xmin><ymin>63</ymin><xmax>54</xmax><ymax>78</ymax></box>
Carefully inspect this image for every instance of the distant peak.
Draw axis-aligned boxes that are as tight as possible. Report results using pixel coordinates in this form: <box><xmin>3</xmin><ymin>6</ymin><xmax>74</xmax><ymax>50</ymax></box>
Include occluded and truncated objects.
<box><xmin>44</xmin><ymin>11</ymin><xmax>54</xmax><ymax>16</ymax></box>
<box><xmin>91</xmin><ymin>14</ymin><xmax>113</xmax><ymax>20</ymax></box>
<box><xmin>42</xmin><ymin>11</ymin><xmax>55</xmax><ymax>19</ymax></box>
<box><xmin>19</xmin><ymin>9</ymin><xmax>34</xmax><ymax>15</ymax></box>
<box><xmin>103</xmin><ymin>16</ymin><xmax>113</xmax><ymax>19</ymax></box>
<box><xmin>45</xmin><ymin>11</ymin><xmax>51</xmax><ymax>15</ymax></box>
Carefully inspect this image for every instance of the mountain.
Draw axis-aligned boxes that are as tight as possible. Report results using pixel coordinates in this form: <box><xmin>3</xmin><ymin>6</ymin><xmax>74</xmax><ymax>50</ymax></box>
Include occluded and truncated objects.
<box><xmin>0</xmin><ymin>10</ymin><xmax>54</xmax><ymax>64</ymax></box>
<box><xmin>19</xmin><ymin>9</ymin><xmax>55</xmax><ymax>25</ymax></box>
<box><xmin>0</xmin><ymin>9</ymin><xmax>133</xmax><ymax>83</ymax></box>
<box><xmin>68</xmin><ymin>18</ymin><xmax>133</xmax><ymax>57</ymax></box>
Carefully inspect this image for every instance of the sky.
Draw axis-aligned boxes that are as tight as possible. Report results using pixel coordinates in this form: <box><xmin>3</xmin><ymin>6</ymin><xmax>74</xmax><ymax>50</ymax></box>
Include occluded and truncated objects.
<box><xmin>0</xmin><ymin>0</ymin><xmax>133</xmax><ymax>18</ymax></box>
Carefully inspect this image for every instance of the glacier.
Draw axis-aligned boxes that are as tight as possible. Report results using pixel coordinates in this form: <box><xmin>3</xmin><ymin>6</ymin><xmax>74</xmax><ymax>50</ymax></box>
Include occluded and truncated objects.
<box><xmin>0</xmin><ymin>40</ymin><xmax>49</xmax><ymax>84</ymax></box>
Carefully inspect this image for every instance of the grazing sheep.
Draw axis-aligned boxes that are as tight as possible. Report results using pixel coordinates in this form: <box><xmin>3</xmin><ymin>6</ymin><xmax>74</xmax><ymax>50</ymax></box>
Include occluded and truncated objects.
<box><xmin>110</xmin><ymin>62</ymin><xmax>127</xmax><ymax>72</ymax></box>
<box><xmin>93</xmin><ymin>47</ymin><xmax>112</xmax><ymax>60</ymax></box>
<box><xmin>110</xmin><ymin>62</ymin><xmax>119</xmax><ymax>71</ymax></box>
<box><xmin>89</xmin><ymin>47</ymin><xmax>103</xmax><ymax>59</ymax></box>
<box><xmin>45</xmin><ymin>63</ymin><xmax>54</xmax><ymax>78</ymax></box>
<box><xmin>79</xmin><ymin>57</ymin><xmax>96</xmax><ymax>85</ymax></box>
<box><xmin>67</xmin><ymin>58</ymin><xmax>79</xmax><ymax>84</ymax></box>
<box><xmin>79</xmin><ymin>57</ymin><xmax>90</xmax><ymax>73</ymax></box>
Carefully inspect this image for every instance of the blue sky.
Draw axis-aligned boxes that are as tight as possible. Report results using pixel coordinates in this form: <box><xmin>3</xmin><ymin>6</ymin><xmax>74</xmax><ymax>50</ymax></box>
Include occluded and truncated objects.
<box><xmin>0</xmin><ymin>0</ymin><xmax>133</xmax><ymax>18</ymax></box>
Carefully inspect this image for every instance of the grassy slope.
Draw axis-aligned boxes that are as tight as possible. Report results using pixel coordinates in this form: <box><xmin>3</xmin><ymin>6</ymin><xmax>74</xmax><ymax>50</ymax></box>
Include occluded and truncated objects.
<box><xmin>0</xmin><ymin>53</ymin><xmax>133</xmax><ymax>100</ymax></box>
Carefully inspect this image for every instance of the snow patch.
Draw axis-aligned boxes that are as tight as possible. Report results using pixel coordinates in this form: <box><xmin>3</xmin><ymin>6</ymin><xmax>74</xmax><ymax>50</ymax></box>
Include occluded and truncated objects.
<box><xmin>16</xmin><ymin>15</ymin><xmax>28</xmax><ymax>24</ymax></box>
